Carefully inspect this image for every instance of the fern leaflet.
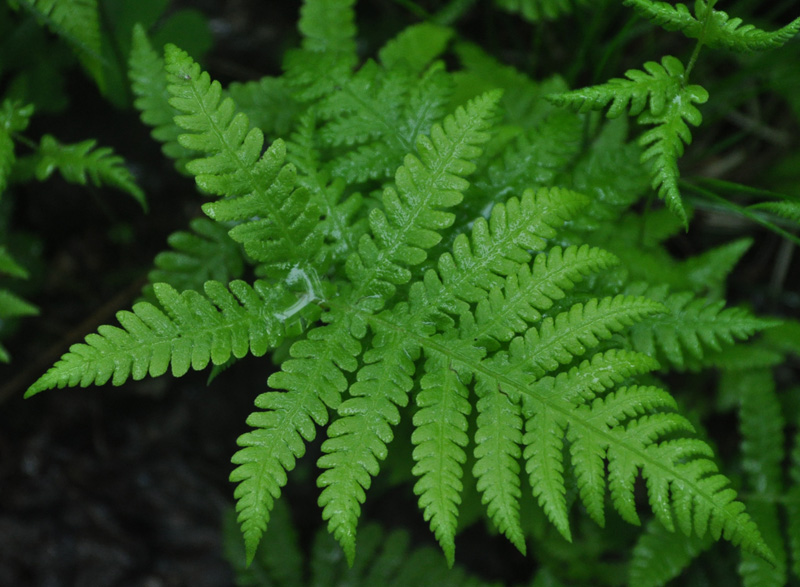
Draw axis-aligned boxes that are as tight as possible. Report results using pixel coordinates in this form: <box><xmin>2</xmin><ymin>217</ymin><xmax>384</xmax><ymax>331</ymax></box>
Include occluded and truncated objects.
<box><xmin>28</xmin><ymin>134</ymin><xmax>145</xmax><ymax>208</ymax></box>
<box><xmin>25</xmin><ymin>281</ymin><xmax>295</xmax><ymax>396</ymax></box>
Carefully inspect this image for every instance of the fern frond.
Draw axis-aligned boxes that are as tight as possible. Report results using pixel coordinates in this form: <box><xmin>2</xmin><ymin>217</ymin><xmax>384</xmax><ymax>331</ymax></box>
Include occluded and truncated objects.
<box><xmin>695</xmin><ymin>1</ymin><xmax>800</xmax><ymax>52</ymax></box>
<box><xmin>728</xmin><ymin>368</ymin><xmax>787</xmax><ymax>586</ymax></box>
<box><xmin>164</xmin><ymin>47</ymin><xmax>324</xmax><ymax>279</ymax></box>
<box><xmin>18</xmin><ymin>0</ymin><xmax>104</xmax><ymax>90</ymax></box>
<box><xmin>546</xmin><ymin>55</ymin><xmax>693</xmax><ymax>119</ymax></box>
<box><xmin>321</xmin><ymin>62</ymin><xmax>454</xmax><ymax>184</ymax></box>
<box><xmin>629</xmin><ymin>286</ymin><xmax>780</xmax><ymax>370</ymax></box>
<box><xmin>547</xmin><ymin>55</ymin><xmax>707</xmax><ymax>226</ymax></box>
<box><xmin>378</xmin><ymin>22</ymin><xmax>453</xmax><ymax>73</ymax></box>
<box><xmin>283</xmin><ymin>0</ymin><xmax>358</xmax><ymax>101</ymax></box>
<box><xmin>625</xmin><ymin>0</ymin><xmax>800</xmax><ymax>52</ymax></box>
<box><xmin>494</xmin><ymin>0</ymin><xmax>590</xmax><ymax>22</ymax></box>
<box><xmin>298</xmin><ymin>0</ymin><xmax>357</xmax><ymax>58</ymax></box>
<box><xmin>129</xmin><ymin>25</ymin><xmax>193</xmax><ymax>169</ymax></box>
<box><xmin>750</xmin><ymin>201</ymin><xmax>800</xmax><ymax>224</ymax></box>
<box><xmin>629</xmin><ymin>519</ymin><xmax>713</xmax><ymax>587</ymax></box>
<box><xmin>637</xmin><ymin>81</ymin><xmax>707</xmax><ymax>227</ymax></box>
<box><xmin>30</xmin><ymin>134</ymin><xmax>146</xmax><ymax>208</ymax></box>
<box><xmin>146</xmin><ymin>217</ymin><xmax>245</xmax><ymax>296</ymax></box>
<box><xmin>25</xmin><ymin>280</ymin><xmax>292</xmax><ymax>396</ymax></box>
<box><xmin>317</xmin><ymin>334</ymin><xmax>419</xmax><ymax>564</ymax></box>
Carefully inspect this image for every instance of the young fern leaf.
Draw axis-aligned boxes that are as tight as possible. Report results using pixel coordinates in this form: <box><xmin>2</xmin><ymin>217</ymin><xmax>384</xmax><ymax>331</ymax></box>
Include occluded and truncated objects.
<box><xmin>547</xmin><ymin>55</ymin><xmax>708</xmax><ymax>226</ymax></box>
<box><xmin>129</xmin><ymin>25</ymin><xmax>194</xmax><ymax>170</ymax></box>
<box><xmin>25</xmin><ymin>280</ymin><xmax>293</xmax><ymax>397</ymax></box>
<box><xmin>629</xmin><ymin>518</ymin><xmax>714</xmax><ymax>587</ymax></box>
<box><xmin>231</xmin><ymin>90</ymin><xmax>502</xmax><ymax>566</ymax></box>
<box><xmin>28</xmin><ymin>134</ymin><xmax>145</xmax><ymax>208</ymax></box>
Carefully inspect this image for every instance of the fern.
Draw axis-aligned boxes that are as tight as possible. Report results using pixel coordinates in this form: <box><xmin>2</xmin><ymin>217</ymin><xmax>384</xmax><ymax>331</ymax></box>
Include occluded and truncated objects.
<box><xmin>25</xmin><ymin>280</ymin><xmax>297</xmax><ymax>394</ymax></box>
<box><xmin>23</xmin><ymin>134</ymin><xmax>146</xmax><ymax>208</ymax></box>
<box><xmin>548</xmin><ymin>55</ymin><xmax>708</xmax><ymax>226</ymax></box>
<box><xmin>23</xmin><ymin>0</ymin><xmax>793</xmax><ymax>580</ymax></box>
<box><xmin>624</xmin><ymin>0</ymin><xmax>800</xmax><ymax>51</ymax></box>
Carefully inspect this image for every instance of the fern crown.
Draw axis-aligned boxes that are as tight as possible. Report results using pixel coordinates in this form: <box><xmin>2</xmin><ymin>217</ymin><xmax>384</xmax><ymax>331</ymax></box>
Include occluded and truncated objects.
<box><xmin>24</xmin><ymin>0</ymin><xmax>788</xmax><ymax>574</ymax></box>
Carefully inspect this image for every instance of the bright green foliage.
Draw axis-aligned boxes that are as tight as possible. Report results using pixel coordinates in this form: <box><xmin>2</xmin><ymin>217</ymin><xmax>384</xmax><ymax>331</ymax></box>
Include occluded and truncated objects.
<box><xmin>25</xmin><ymin>280</ymin><xmax>295</xmax><ymax>395</ymax></box>
<box><xmin>24</xmin><ymin>134</ymin><xmax>146</xmax><ymax>208</ymax></box>
<box><xmin>548</xmin><ymin>55</ymin><xmax>708</xmax><ymax>226</ymax></box>
<box><xmin>25</xmin><ymin>0</ymin><xmax>793</xmax><ymax>580</ymax></box>
<box><xmin>624</xmin><ymin>0</ymin><xmax>800</xmax><ymax>52</ymax></box>
<box><xmin>15</xmin><ymin>0</ymin><xmax>104</xmax><ymax>90</ymax></box>
<box><xmin>495</xmin><ymin>0</ymin><xmax>590</xmax><ymax>22</ymax></box>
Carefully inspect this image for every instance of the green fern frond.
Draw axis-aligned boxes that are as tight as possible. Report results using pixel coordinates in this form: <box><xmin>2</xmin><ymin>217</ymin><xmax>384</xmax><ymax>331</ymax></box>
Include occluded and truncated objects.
<box><xmin>315</xmin><ymin>190</ymin><xmax>591</xmax><ymax>563</ymax></box>
<box><xmin>546</xmin><ymin>55</ymin><xmax>694</xmax><ymax>119</ymax></box>
<box><xmin>628</xmin><ymin>286</ymin><xmax>780</xmax><ymax>370</ymax></box>
<box><xmin>726</xmin><ymin>369</ymin><xmax>787</xmax><ymax>586</ymax></box>
<box><xmin>17</xmin><ymin>0</ymin><xmax>104</xmax><ymax>90</ymax></box>
<box><xmin>164</xmin><ymin>47</ymin><xmax>325</xmax><ymax>280</ymax></box>
<box><xmin>283</xmin><ymin>0</ymin><xmax>358</xmax><ymax>101</ymax></box>
<box><xmin>694</xmin><ymin>1</ymin><xmax>800</xmax><ymax>52</ymax></box>
<box><xmin>129</xmin><ymin>25</ymin><xmax>194</xmax><ymax>170</ymax></box>
<box><xmin>637</xmin><ymin>81</ymin><xmax>707</xmax><ymax>227</ymax></box>
<box><xmin>146</xmin><ymin>217</ymin><xmax>245</xmax><ymax>297</ymax></box>
<box><xmin>628</xmin><ymin>519</ymin><xmax>713</xmax><ymax>587</ymax></box>
<box><xmin>30</xmin><ymin>134</ymin><xmax>146</xmax><ymax>208</ymax></box>
<box><xmin>320</xmin><ymin>61</ymin><xmax>454</xmax><ymax>184</ymax></box>
<box><xmin>494</xmin><ymin>0</ymin><xmax>590</xmax><ymax>22</ymax></box>
<box><xmin>298</xmin><ymin>0</ymin><xmax>357</xmax><ymax>58</ymax></box>
<box><xmin>347</xmin><ymin>89</ymin><xmax>502</xmax><ymax>298</ymax></box>
<box><xmin>548</xmin><ymin>55</ymin><xmax>708</xmax><ymax>226</ymax></box>
<box><xmin>25</xmin><ymin>280</ymin><xmax>293</xmax><ymax>396</ymax></box>
<box><xmin>378</xmin><ymin>22</ymin><xmax>453</xmax><ymax>74</ymax></box>
<box><xmin>750</xmin><ymin>200</ymin><xmax>800</xmax><ymax>224</ymax></box>
<box><xmin>624</xmin><ymin>0</ymin><xmax>800</xmax><ymax>52</ymax></box>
